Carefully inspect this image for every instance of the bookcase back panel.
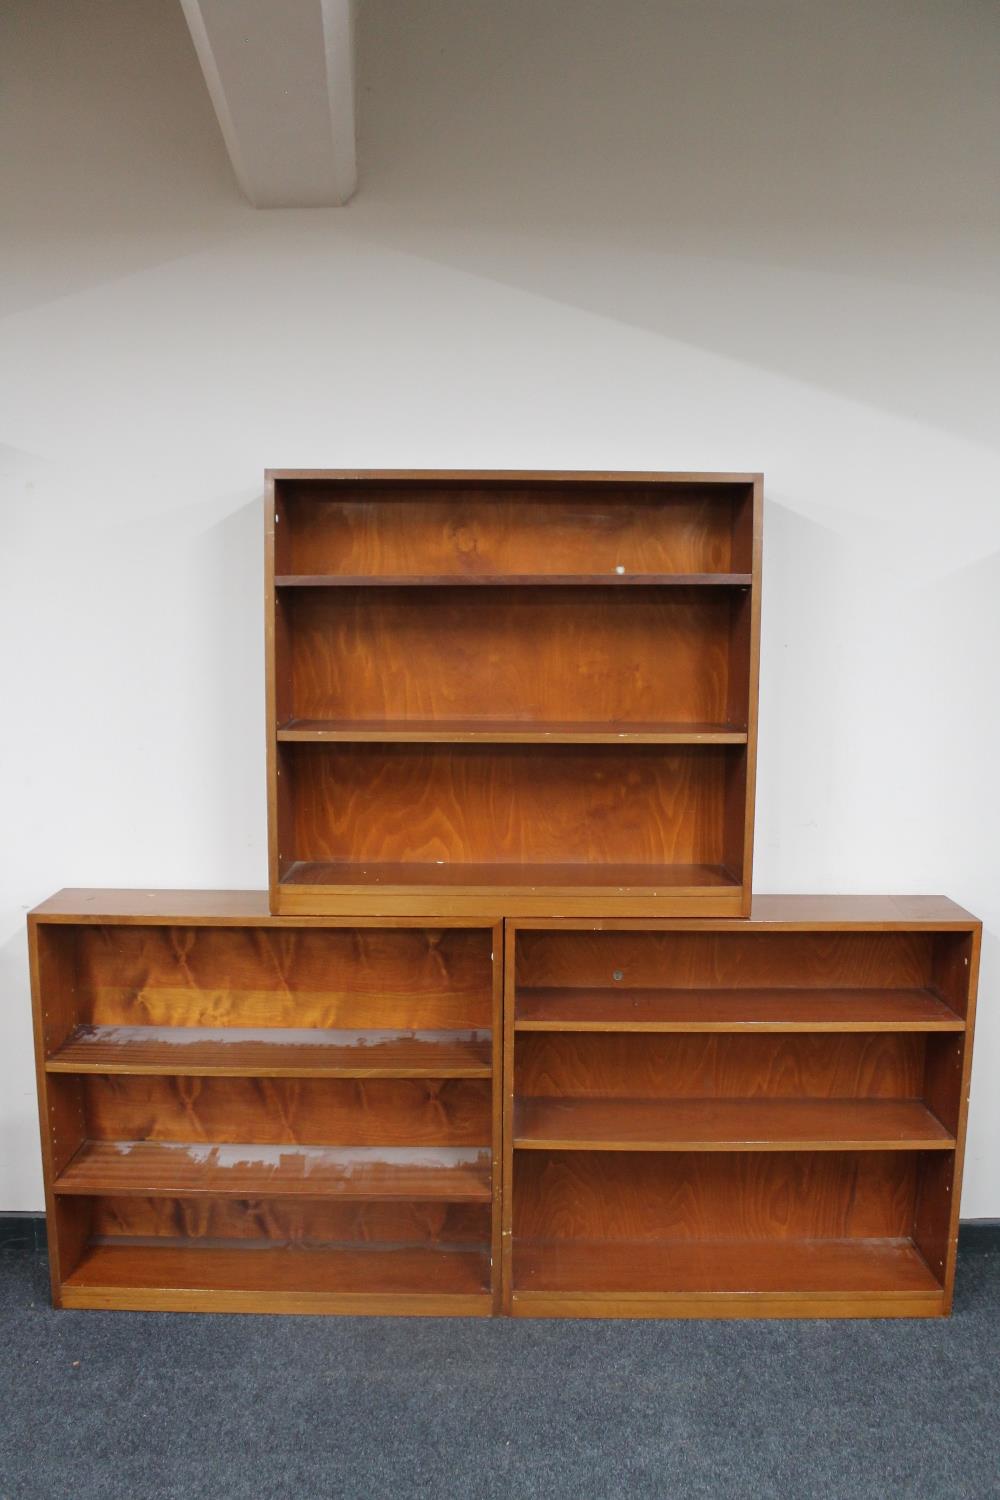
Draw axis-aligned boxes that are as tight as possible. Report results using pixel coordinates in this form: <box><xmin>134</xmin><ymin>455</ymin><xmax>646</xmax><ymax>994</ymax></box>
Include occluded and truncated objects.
<box><xmin>512</xmin><ymin>1150</ymin><xmax>919</xmax><ymax>1242</ymax></box>
<box><xmin>89</xmin><ymin>1196</ymin><xmax>490</xmax><ymax>1248</ymax></box>
<box><xmin>277</xmin><ymin>482</ymin><xmax>752</xmax><ymax>578</ymax></box>
<box><xmin>287</xmin><ymin>743</ymin><xmax>736</xmax><ymax>869</ymax></box>
<box><xmin>285</xmin><ymin>586</ymin><xmax>741</xmax><ymax>726</ymax></box>
<box><xmin>515</xmin><ymin>929</ymin><xmax>936</xmax><ymax>991</ymax></box>
<box><xmin>79</xmin><ymin>1075</ymin><xmax>492</xmax><ymax>1147</ymax></box>
<box><xmin>74</xmin><ymin>925</ymin><xmax>492</xmax><ymax>1029</ymax></box>
<box><xmin>516</xmin><ymin>1033</ymin><xmax>925</xmax><ymax>1101</ymax></box>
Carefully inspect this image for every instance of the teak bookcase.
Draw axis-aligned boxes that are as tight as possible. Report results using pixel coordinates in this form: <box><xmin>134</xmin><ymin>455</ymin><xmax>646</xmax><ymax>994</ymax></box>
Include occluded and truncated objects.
<box><xmin>265</xmin><ymin>470</ymin><xmax>762</xmax><ymax>918</ymax></box>
<box><xmin>29</xmin><ymin>892</ymin><xmax>502</xmax><ymax>1316</ymax></box>
<box><xmin>502</xmin><ymin>897</ymin><xmax>981</xmax><ymax>1319</ymax></box>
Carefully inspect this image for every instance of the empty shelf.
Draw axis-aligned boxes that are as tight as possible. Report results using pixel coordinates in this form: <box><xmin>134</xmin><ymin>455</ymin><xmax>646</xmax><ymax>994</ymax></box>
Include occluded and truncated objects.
<box><xmin>61</xmin><ymin>1243</ymin><xmax>491</xmax><ymax>1312</ymax></box>
<box><xmin>513</xmin><ymin>1097</ymin><xmax>956</xmax><ymax>1152</ymax></box>
<box><xmin>513</xmin><ymin>1238</ymin><xmax>943</xmax><ymax>1299</ymax></box>
<box><xmin>54</xmin><ymin>1141</ymin><xmax>493</xmax><ymax>1200</ymax></box>
<box><xmin>277</xmin><ymin>719</ymin><xmax>749</xmax><ymax>745</ymax></box>
<box><xmin>514</xmin><ymin>988</ymin><xmax>965</xmax><ymax>1033</ymax></box>
<box><xmin>274</xmin><ymin>573</ymin><xmax>753</xmax><ymax>588</ymax></box>
<box><xmin>46</xmin><ymin>1025</ymin><xmax>492</xmax><ymax>1078</ymax></box>
<box><xmin>282</xmin><ymin>861</ymin><xmax>739</xmax><ymax>893</ymax></box>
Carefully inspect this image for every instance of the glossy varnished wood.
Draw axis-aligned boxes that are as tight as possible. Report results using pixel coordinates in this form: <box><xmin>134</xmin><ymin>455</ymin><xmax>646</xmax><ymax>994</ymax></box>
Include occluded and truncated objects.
<box><xmin>512</xmin><ymin>1239</ymin><xmax>942</xmax><ymax>1314</ymax></box>
<box><xmin>514</xmin><ymin>987</ymin><xmax>964</xmax><ymax>1032</ymax></box>
<box><xmin>62</xmin><ymin>1244</ymin><xmax>492</xmax><ymax>1315</ymax></box>
<box><xmin>48</xmin><ymin>1025</ymin><xmax>493</xmax><ymax>1077</ymax></box>
<box><xmin>29</xmin><ymin>900</ymin><xmax>504</xmax><ymax>1315</ymax></box>
<box><xmin>55</xmin><ymin>1140</ymin><xmax>493</xmax><ymax>1201</ymax></box>
<box><xmin>503</xmin><ymin>907</ymin><xmax>980</xmax><ymax>1318</ymax></box>
<box><xmin>270</xmin><ymin>474</ymin><xmax>756</xmax><ymax>579</ymax></box>
<box><xmin>78</xmin><ymin>1074</ymin><xmax>491</xmax><ymax>1147</ymax></box>
<box><xmin>283</xmin><ymin>586</ymin><xmax>743</xmax><ymax>727</ymax></box>
<box><xmin>513</xmin><ymin>1097</ymin><xmax>954</xmax><ymax>1151</ymax></box>
<box><xmin>266</xmin><ymin>471</ymin><xmax>762</xmax><ymax>917</ymax></box>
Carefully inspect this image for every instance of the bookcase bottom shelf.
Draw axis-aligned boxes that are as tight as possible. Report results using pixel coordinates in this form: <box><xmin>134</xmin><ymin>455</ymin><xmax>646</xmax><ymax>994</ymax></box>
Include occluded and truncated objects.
<box><xmin>276</xmin><ymin>862</ymin><xmax>744</xmax><ymax>918</ymax></box>
<box><xmin>511</xmin><ymin>1238</ymin><xmax>945</xmax><ymax>1319</ymax></box>
<box><xmin>60</xmin><ymin>1243</ymin><xmax>493</xmax><ymax>1315</ymax></box>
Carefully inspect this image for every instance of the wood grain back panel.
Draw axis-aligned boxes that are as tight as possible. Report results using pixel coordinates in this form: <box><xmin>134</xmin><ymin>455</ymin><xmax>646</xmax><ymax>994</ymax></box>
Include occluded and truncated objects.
<box><xmin>285</xmin><ymin>587</ymin><xmax>742</xmax><ymax>726</ymax></box>
<box><xmin>90</xmin><ymin>1196</ymin><xmax>490</xmax><ymax>1248</ymax></box>
<box><xmin>288</xmin><ymin>743</ymin><xmax>734</xmax><ymax>867</ymax></box>
<box><xmin>512</xmin><ymin>1150</ymin><xmax>919</xmax><ymax>1241</ymax></box>
<box><xmin>81</xmin><ymin>1075</ymin><xmax>492</xmax><ymax>1147</ymax></box>
<box><xmin>515</xmin><ymin>1033</ymin><xmax>926</xmax><ymax>1101</ymax></box>
<box><xmin>515</xmin><ymin>929</ymin><xmax>937</xmax><ymax>990</ymax></box>
<box><xmin>276</xmin><ymin>483</ymin><xmax>752</xmax><ymax>577</ymax></box>
<box><xmin>74</xmin><ymin>925</ymin><xmax>492</xmax><ymax>1029</ymax></box>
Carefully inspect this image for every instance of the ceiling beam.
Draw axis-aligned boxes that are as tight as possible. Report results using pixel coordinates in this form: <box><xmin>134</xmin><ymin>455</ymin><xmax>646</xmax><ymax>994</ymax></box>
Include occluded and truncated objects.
<box><xmin>180</xmin><ymin>0</ymin><xmax>356</xmax><ymax>208</ymax></box>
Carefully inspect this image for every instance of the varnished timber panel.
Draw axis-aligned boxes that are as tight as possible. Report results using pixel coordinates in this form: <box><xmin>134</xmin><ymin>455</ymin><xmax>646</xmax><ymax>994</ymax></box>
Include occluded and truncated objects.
<box><xmin>512</xmin><ymin>1150</ymin><xmax>919</xmax><ymax>1241</ymax></box>
<box><xmin>275</xmin><ymin>481</ymin><xmax>753</xmax><ymax>578</ymax></box>
<box><xmin>62</xmin><ymin>1245</ymin><xmax>492</xmax><ymax>1314</ymax></box>
<box><xmin>73</xmin><ymin>924</ymin><xmax>492</xmax><ymax>1030</ymax></box>
<box><xmin>287</xmin><ymin>743</ymin><xmax>734</xmax><ymax>868</ymax></box>
<box><xmin>285</xmin><ymin>587</ymin><xmax>743</xmax><ymax>727</ymax></box>
<box><xmin>80</xmin><ymin>1074</ymin><xmax>491</xmax><ymax>1147</ymax></box>
<box><xmin>56</xmin><ymin>1140</ymin><xmax>492</xmax><ymax>1201</ymax></box>
<box><xmin>90</xmin><ymin>1196</ymin><xmax>490</xmax><ymax>1248</ymax></box>
<box><xmin>30</xmin><ymin>904</ymin><xmax>503</xmax><ymax>1315</ymax></box>
<box><xmin>515</xmin><ymin>1033</ymin><xmax>926</xmax><ymax>1100</ymax></box>
<box><xmin>515</xmin><ymin>929</ymin><xmax>938</xmax><ymax>990</ymax></box>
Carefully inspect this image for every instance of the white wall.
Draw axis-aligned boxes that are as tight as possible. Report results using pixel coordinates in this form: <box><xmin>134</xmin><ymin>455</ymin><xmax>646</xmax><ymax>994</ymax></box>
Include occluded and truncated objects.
<box><xmin>2</xmin><ymin>0</ymin><xmax>999</xmax><ymax>1212</ymax></box>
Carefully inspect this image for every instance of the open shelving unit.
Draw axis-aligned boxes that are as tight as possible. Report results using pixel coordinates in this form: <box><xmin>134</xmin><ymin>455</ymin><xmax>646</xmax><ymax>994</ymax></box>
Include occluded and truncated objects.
<box><xmin>265</xmin><ymin>470</ymin><xmax>762</xmax><ymax>917</ymax></box>
<box><xmin>503</xmin><ymin>897</ymin><xmax>981</xmax><ymax>1318</ymax></box>
<box><xmin>29</xmin><ymin>891</ymin><xmax>502</xmax><ymax>1316</ymax></box>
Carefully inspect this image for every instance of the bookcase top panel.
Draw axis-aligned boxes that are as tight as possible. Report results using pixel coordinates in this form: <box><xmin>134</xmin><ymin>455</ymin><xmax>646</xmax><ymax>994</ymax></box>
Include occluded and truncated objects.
<box><xmin>31</xmin><ymin>890</ymin><xmax>978</xmax><ymax>929</ymax></box>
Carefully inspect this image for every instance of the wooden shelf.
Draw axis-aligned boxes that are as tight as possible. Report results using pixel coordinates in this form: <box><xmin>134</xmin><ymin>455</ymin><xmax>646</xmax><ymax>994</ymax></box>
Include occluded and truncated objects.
<box><xmin>512</xmin><ymin>1097</ymin><xmax>956</xmax><ymax>1152</ymax></box>
<box><xmin>61</xmin><ymin>1243</ymin><xmax>492</xmax><ymax>1314</ymax></box>
<box><xmin>275</xmin><ymin>573</ymin><xmax>753</xmax><ymax>588</ymax></box>
<box><xmin>46</xmin><ymin>1025</ymin><xmax>492</xmax><ymax>1078</ymax></box>
<box><xmin>282</xmin><ymin>861</ymin><xmax>739</xmax><ymax>893</ymax></box>
<box><xmin>268</xmin><ymin>471</ymin><xmax>762</xmax><ymax>919</ymax></box>
<box><xmin>514</xmin><ymin>987</ymin><xmax>965</xmax><ymax>1033</ymax></box>
<box><xmin>277</xmin><ymin>719</ymin><xmax>748</xmax><ymax>745</ymax></box>
<box><xmin>512</xmin><ymin>1238</ymin><xmax>943</xmax><ymax>1301</ymax></box>
<box><xmin>54</xmin><ymin>1141</ymin><xmax>493</xmax><ymax>1200</ymax></box>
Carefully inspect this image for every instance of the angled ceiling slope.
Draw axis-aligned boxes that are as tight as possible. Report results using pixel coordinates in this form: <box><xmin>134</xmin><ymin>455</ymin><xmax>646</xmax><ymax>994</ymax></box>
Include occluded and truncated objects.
<box><xmin>179</xmin><ymin>0</ymin><xmax>356</xmax><ymax>208</ymax></box>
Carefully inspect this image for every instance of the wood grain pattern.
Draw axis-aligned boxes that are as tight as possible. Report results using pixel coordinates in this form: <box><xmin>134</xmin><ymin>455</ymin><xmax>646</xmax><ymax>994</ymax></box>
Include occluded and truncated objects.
<box><xmin>515</xmin><ymin>1033</ymin><xmax>925</xmax><ymax>1101</ymax></box>
<box><xmin>277</xmin><ymin>719</ymin><xmax>749</xmax><ymax>744</ymax></box>
<box><xmin>515</xmin><ymin>929</ymin><xmax>938</xmax><ymax>991</ymax></box>
<box><xmin>55</xmin><ymin>1141</ymin><xmax>493</xmax><ymax>1200</ymax></box>
<box><xmin>512</xmin><ymin>1238</ymin><xmax>942</xmax><ymax>1297</ymax></box>
<box><xmin>74</xmin><ymin>924</ymin><xmax>492</xmax><ymax>1029</ymax></box>
<box><xmin>288</xmin><ymin>743</ymin><xmax>735</xmax><ymax>868</ymax></box>
<box><xmin>511</xmin><ymin>1149</ymin><xmax>919</xmax><ymax>1241</ymax></box>
<box><xmin>514</xmin><ymin>986</ymin><xmax>964</xmax><ymax>1032</ymax></box>
<box><xmin>81</xmin><ymin>1075</ymin><xmax>491</xmax><ymax>1147</ymax></box>
<box><xmin>48</xmin><ymin>1024</ymin><xmax>493</xmax><ymax>1078</ymax></box>
<box><xmin>89</xmin><ymin>1195</ymin><xmax>490</xmax><ymax>1248</ymax></box>
<box><xmin>284</xmin><ymin>587</ymin><xmax>743</xmax><ymax>727</ymax></box>
<box><xmin>63</xmin><ymin>1244</ymin><xmax>492</xmax><ymax>1313</ymax></box>
<box><xmin>276</xmin><ymin>574</ymin><xmax>752</xmax><ymax>587</ymax></box>
<box><xmin>267</xmin><ymin>470</ymin><xmax>761</xmax><ymax>920</ymax></box>
<box><xmin>273</xmin><ymin>480</ymin><xmax>754</xmax><ymax>578</ymax></box>
<box><xmin>513</xmin><ymin>1097</ymin><xmax>954</xmax><ymax>1151</ymax></box>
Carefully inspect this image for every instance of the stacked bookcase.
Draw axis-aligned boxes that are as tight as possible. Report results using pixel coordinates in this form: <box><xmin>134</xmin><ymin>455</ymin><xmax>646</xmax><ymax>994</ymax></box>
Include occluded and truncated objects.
<box><xmin>265</xmin><ymin>470</ymin><xmax>762</xmax><ymax>917</ymax></box>
<box><xmin>28</xmin><ymin>469</ymin><xmax>982</xmax><ymax>1319</ymax></box>
<box><xmin>30</xmin><ymin>894</ymin><xmax>502</xmax><ymax>1314</ymax></box>
<box><xmin>502</xmin><ymin>899</ymin><xmax>979</xmax><ymax>1318</ymax></box>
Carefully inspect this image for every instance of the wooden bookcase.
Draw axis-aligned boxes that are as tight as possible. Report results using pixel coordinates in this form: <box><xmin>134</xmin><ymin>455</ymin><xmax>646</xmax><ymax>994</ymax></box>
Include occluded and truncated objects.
<box><xmin>29</xmin><ymin>891</ymin><xmax>502</xmax><ymax>1316</ymax></box>
<box><xmin>265</xmin><ymin>470</ymin><xmax>762</xmax><ymax>918</ymax></box>
<box><xmin>502</xmin><ymin>897</ymin><xmax>981</xmax><ymax>1319</ymax></box>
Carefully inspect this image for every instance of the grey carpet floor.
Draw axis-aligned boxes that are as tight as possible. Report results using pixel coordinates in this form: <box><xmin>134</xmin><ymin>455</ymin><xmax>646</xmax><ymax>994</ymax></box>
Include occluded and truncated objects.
<box><xmin>1</xmin><ymin>1240</ymin><xmax>999</xmax><ymax>1500</ymax></box>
